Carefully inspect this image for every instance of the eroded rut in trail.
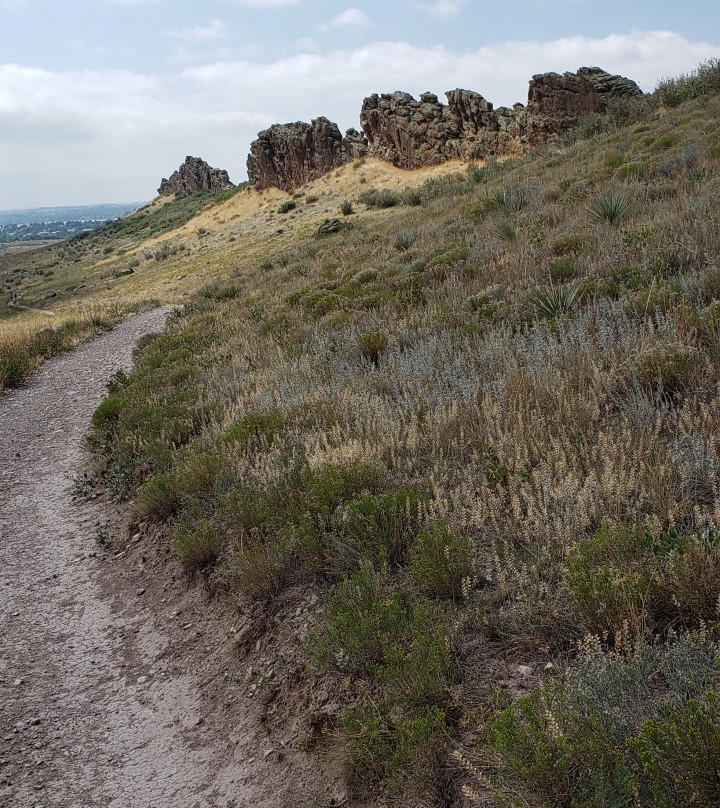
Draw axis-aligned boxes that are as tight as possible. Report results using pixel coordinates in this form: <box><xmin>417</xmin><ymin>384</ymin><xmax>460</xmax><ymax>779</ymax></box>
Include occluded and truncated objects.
<box><xmin>0</xmin><ymin>310</ymin><xmax>329</xmax><ymax>808</ymax></box>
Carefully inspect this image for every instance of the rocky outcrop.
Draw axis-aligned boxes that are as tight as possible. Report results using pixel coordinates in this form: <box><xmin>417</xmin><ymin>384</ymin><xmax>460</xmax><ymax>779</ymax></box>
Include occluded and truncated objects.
<box><xmin>359</xmin><ymin>66</ymin><xmax>642</xmax><ymax>169</ymax></box>
<box><xmin>158</xmin><ymin>156</ymin><xmax>234</xmax><ymax>197</ymax></box>
<box><xmin>246</xmin><ymin>66</ymin><xmax>642</xmax><ymax>190</ymax></box>
<box><xmin>525</xmin><ymin>67</ymin><xmax>643</xmax><ymax>144</ymax></box>
<box><xmin>247</xmin><ymin>117</ymin><xmax>368</xmax><ymax>191</ymax></box>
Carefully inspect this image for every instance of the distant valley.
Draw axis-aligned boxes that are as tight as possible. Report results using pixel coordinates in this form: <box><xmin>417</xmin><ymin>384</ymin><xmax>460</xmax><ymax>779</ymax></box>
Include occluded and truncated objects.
<box><xmin>0</xmin><ymin>202</ymin><xmax>141</xmax><ymax>243</ymax></box>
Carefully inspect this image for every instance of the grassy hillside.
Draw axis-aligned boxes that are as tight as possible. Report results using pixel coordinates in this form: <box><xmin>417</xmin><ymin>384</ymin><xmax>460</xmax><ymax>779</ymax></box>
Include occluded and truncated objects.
<box><xmin>8</xmin><ymin>61</ymin><xmax>720</xmax><ymax>805</ymax></box>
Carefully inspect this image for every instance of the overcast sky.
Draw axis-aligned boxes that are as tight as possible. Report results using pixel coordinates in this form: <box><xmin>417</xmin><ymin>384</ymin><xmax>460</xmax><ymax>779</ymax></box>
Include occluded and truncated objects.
<box><xmin>0</xmin><ymin>0</ymin><xmax>718</xmax><ymax>209</ymax></box>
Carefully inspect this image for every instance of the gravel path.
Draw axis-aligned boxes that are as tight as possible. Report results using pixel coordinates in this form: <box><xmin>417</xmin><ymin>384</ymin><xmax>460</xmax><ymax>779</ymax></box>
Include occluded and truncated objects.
<box><xmin>0</xmin><ymin>309</ymin><xmax>253</xmax><ymax>808</ymax></box>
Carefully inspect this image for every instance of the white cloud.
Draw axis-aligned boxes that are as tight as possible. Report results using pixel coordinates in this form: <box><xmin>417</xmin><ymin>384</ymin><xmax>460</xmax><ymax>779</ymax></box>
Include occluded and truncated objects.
<box><xmin>1</xmin><ymin>29</ymin><xmax>718</xmax><ymax>206</ymax></box>
<box><xmin>419</xmin><ymin>0</ymin><xmax>468</xmax><ymax>18</ymax></box>
<box><xmin>223</xmin><ymin>0</ymin><xmax>300</xmax><ymax>7</ymax></box>
<box><xmin>318</xmin><ymin>8</ymin><xmax>372</xmax><ymax>32</ymax></box>
<box><xmin>167</xmin><ymin>19</ymin><xmax>229</xmax><ymax>43</ymax></box>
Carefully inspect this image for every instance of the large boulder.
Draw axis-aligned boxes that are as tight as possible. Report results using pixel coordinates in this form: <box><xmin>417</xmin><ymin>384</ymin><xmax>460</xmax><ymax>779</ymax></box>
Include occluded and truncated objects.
<box><xmin>247</xmin><ymin>117</ymin><xmax>367</xmax><ymax>191</ymax></box>
<box><xmin>158</xmin><ymin>156</ymin><xmax>234</xmax><ymax>197</ymax></box>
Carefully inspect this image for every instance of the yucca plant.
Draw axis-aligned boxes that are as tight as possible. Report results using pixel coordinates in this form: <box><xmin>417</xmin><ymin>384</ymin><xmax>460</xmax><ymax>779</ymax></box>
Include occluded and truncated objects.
<box><xmin>526</xmin><ymin>284</ymin><xmax>582</xmax><ymax>318</ymax></box>
<box><xmin>479</xmin><ymin>186</ymin><xmax>528</xmax><ymax>216</ymax></box>
<box><xmin>589</xmin><ymin>192</ymin><xmax>630</xmax><ymax>225</ymax></box>
<box><xmin>495</xmin><ymin>218</ymin><xmax>517</xmax><ymax>243</ymax></box>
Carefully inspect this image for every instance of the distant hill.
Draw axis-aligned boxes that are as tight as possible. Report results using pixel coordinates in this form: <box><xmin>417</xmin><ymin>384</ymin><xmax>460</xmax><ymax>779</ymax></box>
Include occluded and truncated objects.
<box><xmin>0</xmin><ymin>202</ymin><xmax>141</xmax><ymax>242</ymax></box>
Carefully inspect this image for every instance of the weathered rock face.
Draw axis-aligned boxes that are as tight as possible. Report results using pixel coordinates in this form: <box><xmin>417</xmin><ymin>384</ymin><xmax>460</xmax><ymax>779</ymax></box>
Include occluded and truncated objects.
<box><xmin>359</xmin><ymin>66</ymin><xmax>642</xmax><ymax>168</ymax></box>
<box><xmin>246</xmin><ymin>66</ymin><xmax>642</xmax><ymax>190</ymax></box>
<box><xmin>359</xmin><ymin>91</ymin><xmax>456</xmax><ymax>169</ymax></box>
<box><xmin>158</xmin><ymin>156</ymin><xmax>234</xmax><ymax>197</ymax></box>
<box><xmin>525</xmin><ymin>67</ymin><xmax>643</xmax><ymax>144</ymax></box>
<box><xmin>247</xmin><ymin>117</ymin><xmax>368</xmax><ymax>191</ymax></box>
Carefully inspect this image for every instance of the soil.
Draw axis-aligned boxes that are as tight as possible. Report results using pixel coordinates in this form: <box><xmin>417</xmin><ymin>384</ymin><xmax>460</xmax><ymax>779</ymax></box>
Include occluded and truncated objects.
<box><xmin>0</xmin><ymin>309</ymin><xmax>341</xmax><ymax>808</ymax></box>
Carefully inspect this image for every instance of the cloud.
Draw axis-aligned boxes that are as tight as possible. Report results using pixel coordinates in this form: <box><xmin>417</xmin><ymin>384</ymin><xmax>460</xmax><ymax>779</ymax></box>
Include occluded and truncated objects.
<box><xmin>167</xmin><ymin>19</ymin><xmax>229</xmax><ymax>43</ymax></box>
<box><xmin>419</xmin><ymin>0</ymin><xmax>468</xmax><ymax>18</ymax></box>
<box><xmin>1</xmin><ymin>29</ymin><xmax>718</xmax><ymax>206</ymax></box>
<box><xmin>223</xmin><ymin>0</ymin><xmax>300</xmax><ymax>7</ymax></box>
<box><xmin>318</xmin><ymin>8</ymin><xmax>372</xmax><ymax>32</ymax></box>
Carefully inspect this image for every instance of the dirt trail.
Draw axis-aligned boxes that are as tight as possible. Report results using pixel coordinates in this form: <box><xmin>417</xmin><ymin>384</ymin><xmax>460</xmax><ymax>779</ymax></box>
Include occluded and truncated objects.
<box><xmin>0</xmin><ymin>309</ymin><xmax>325</xmax><ymax>808</ymax></box>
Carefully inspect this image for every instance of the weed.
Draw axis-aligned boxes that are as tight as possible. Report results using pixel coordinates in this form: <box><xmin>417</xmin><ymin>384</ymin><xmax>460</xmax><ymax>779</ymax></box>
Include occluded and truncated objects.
<box><xmin>278</xmin><ymin>199</ymin><xmax>297</xmax><ymax>214</ymax></box>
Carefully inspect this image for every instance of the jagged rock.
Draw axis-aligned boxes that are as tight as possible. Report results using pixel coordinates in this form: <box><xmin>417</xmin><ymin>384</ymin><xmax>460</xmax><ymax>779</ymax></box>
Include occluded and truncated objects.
<box><xmin>359</xmin><ymin>66</ymin><xmax>641</xmax><ymax>168</ymax></box>
<box><xmin>158</xmin><ymin>156</ymin><xmax>234</xmax><ymax>197</ymax></box>
<box><xmin>446</xmin><ymin>89</ymin><xmax>526</xmax><ymax>160</ymax></box>
<box><xmin>359</xmin><ymin>91</ymin><xmax>458</xmax><ymax>169</ymax></box>
<box><xmin>247</xmin><ymin>65</ymin><xmax>641</xmax><ymax>189</ymax></box>
<box><xmin>247</xmin><ymin>117</ymin><xmax>367</xmax><ymax>192</ymax></box>
<box><xmin>525</xmin><ymin>67</ymin><xmax>643</xmax><ymax>144</ymax></box>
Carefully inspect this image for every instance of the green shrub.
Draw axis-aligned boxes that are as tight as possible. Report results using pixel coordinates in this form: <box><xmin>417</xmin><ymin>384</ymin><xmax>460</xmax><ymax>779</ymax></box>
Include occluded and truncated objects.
<box><xmin>634</xmin><ymin>345</ymin><xmax>700</xmax><ymax>400</ymax></box>
<box><xmin>357</xmin><ymin>331</ymin><xmax>388</xmax><ymax>366</ymax></box>
<box><xmin>550</xmin><ymin>234</ymin><xmax>584</xmax><ymax>256</ymax></box>
<box><xmin>409</xmin><ymin>522</ymin><xmax>473</xmax><ymax>599</ymax></box>
<box><xmin>654</xmin><ymin>58</ymin><xmax>720</xmax><ymax>107</ymax></box>
<box><xmin>306</xmin><ymin>460</ymin><xmax>385</xmax><ymax>515</ymax></box>
<box><xmin>220</xmin><ymin>409</ymin><xmax>284</xmax><ymax>447</ymax></box>
<box><xmin>341</xmin><ymin>704</ymin><xmax>448</xmax><ymax>799</ymax></box>
<box><xmin>482</xmin><ymin>631</ymin><xmax>719</xmax><ymax>808</ymax></box>
<box><xmin>173</xmin><ymin>519</ymin><xmax>225</xmax><ymax>572</ymax></box>
<box><xmin>233</xmin><ymin>535</ymin><xmax>293</xmax><ymax>600</ymax></box>
<box><xmin>340</xmin><ymin>200</ymin><xmax>353</xmax><ymax>216</ymax></box>
<box><xmin>278</xmin><ymin>199</ymin><xmax>297</xmax><ymax>214</ymax></box>
<box><xmin>629</xmin><ymin>692</ymin><xmax>720</xmax><ymax>807</ymax></box>
<box><xmin>331</xmin><ymin>489</ymin><xmax>430</xmax><ymax>570</ymax></box>
<box><xmin>564</xmin><ymin>522</ymin><xmax>655</xmax><ymax>635</ymax></box>
<box><xmin>358</xmin><ymin>188</ymin><xmax>400</xmax><ymax>209</ymax></box>
<box><xmin>549</xmin><ymin>257</ymin><xmax>576</xmax><ymax>282</ymax></box>
<box><xmin>135</xmin><ymin>472</ymin><xmax>182</xmax><ymax>519</ymax></box>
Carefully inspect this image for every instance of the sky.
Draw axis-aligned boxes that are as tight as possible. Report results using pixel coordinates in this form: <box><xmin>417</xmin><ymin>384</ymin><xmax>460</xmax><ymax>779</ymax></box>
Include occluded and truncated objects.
<box><xmin>0</xmin><ymin>1</ymin><xmax>718</xmax><ymax>209</ymax></box>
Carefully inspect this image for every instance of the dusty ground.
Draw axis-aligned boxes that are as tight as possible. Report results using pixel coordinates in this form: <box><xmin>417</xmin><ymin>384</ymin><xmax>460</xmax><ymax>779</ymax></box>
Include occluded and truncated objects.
<box><xmin>0</xmin><ymin>309</ymin><xmax>340</xmax><ymax>808</ymax></box>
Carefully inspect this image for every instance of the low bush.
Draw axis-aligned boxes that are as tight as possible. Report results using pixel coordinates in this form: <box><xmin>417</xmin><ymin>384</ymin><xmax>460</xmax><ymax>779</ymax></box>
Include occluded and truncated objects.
<box><xmin>358</xmin><ymin>188</ymin><xmax>401</xmax><ymax>209</ymax></box>
<box><xmin>409</xmin><ymin>522</ymin><xmax>474</xmax><ymax>599</ymax></box>
<box><xmin>331</xmin><ymin>489</ymin><xmax>430</xmax><ymax>571</ymax></box>
<box><xmin>481</xmin><ymin>630</ymin><xmax>719</xmax><ymax>808</ymax></box>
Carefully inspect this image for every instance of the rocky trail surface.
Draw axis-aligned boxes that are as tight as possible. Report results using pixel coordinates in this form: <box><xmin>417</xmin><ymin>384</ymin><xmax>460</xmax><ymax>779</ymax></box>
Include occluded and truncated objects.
<box><xmin>0</xmin><ymin>309</ymin><xmax>329</xmax><ymax>808</ymax></box>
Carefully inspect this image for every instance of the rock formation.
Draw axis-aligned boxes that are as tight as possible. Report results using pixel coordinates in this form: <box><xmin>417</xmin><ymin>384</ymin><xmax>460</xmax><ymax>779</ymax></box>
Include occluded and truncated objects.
<box><xmin>246</xmin><ymin>66</ymin><xmax>642</xmax><ymax>191</ymax></box>
<box><xmin>360</xmin><ymin>67</ymin><xmax>642</xmax><ymax>169</ymax></box>
<box><xmin>247</xmin><ymin>117</ymin><xmax>368</xmax><ymax>191</ymax></box>
<box><xmin>159</xmin><ymin>156</ymin><xmax>234</xmax><ymax>197</ymax></box>
<box><xmin>524</xmin><ymin>67</ymin><xmax>643</xmax><ymax>144</ymax></box>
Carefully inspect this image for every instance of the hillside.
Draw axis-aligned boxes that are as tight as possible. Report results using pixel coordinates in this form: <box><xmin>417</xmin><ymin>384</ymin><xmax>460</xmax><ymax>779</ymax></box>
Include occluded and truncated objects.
<box><xmin>4</xmin><ymin>60</ymin><xmax>720</xmax><ymax>806</ymax></box>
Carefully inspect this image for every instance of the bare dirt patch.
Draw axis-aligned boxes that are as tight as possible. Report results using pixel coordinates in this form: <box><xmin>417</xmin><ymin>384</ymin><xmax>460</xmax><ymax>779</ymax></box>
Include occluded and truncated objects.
<box><xmin>0</xmin><ymin>309</ymin><xmax>339</xmax><ymax>807</ymax></box>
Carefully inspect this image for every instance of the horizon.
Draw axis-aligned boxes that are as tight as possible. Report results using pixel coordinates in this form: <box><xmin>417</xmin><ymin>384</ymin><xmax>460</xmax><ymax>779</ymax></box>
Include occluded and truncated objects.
<box><xmin>1</xmin><ymin>0</ymin><xmax>719</xmax><ymax>209</ymax></box>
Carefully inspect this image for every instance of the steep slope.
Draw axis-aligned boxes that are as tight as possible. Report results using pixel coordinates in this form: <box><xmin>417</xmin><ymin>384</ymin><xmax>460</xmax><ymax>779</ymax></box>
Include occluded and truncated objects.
<box><xmin>86</xmin><ymin>66</ymin><xmax>720</xmax><ymax>807</ymax></box>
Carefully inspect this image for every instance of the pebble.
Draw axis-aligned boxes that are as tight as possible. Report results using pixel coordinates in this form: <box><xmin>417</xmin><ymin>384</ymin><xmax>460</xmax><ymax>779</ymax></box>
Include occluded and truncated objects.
<box><xmin>13</xmin><ymin>678</ymin><xmax>25</xmax><ymax>687</ymax></box>
<box><xmin>517</xmin><ymin>665</ymin><xmax>533</xmax><ymax>677</ymax></box>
